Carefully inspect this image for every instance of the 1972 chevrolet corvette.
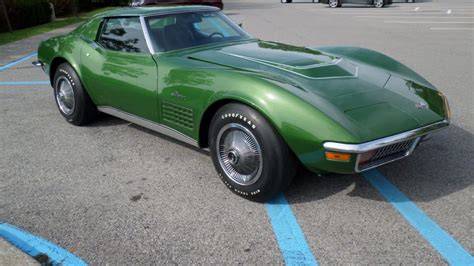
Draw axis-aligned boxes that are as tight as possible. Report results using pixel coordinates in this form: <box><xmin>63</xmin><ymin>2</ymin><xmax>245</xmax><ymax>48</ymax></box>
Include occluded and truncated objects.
<box><xmin>35</xmin><ymin>6</ymin><xmax>450</xmax><ymax>201</ymax></box>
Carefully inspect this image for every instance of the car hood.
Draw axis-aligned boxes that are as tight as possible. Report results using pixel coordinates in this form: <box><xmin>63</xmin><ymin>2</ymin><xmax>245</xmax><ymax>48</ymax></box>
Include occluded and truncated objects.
<box><xmin>188</xmin><ymin>40</ymin><xmax>445</xmax><ymax>141</ymax></box>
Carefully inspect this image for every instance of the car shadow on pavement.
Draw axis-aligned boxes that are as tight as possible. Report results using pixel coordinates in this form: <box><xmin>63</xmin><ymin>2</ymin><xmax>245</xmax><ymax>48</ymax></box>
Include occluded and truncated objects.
<box><xmin>85</xmin><ymin>113</ymin><xmax>472</xmax><ymax>204</ymax></box>
<box><xmin>127</xmin><ymin>123</ymin><xmax>210</xmax><ymax>156</ymax></box>
<box><xmin>287</xmin><ymin>124</ymin><xmax>473</xmax><ymax>204</ymax></box>
<box><xmin>85</xmin><ymin>112</ymin><xmax>210</xmax><ymax>155</ymax></box>
<box><xmin>85</xmin><ymin>113</ymin><xmax>129</xmax><ymax>127</ymax></box>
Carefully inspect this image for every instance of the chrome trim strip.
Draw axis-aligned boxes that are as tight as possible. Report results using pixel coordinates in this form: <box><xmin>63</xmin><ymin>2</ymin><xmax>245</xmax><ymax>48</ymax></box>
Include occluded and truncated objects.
<box><xmin>323</xmin><ymin>119</ymin><xmax>449</xmax><ymax>153</ymax></box>
<box><xmin>98</xmin><ymin>106</ymin><xmax>198</xmax><ymax>147</ymax></box>
<box><xmin>139</xmin><ymin>15</ymin><xmax>155</xmax><ymax>54</ymax></box>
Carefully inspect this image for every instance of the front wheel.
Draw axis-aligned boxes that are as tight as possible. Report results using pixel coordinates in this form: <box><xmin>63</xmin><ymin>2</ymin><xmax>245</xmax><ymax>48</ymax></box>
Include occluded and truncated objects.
<box><xmin>209</xmin><ymin>103</ymin><xmax>297</xmax><ymax>202</ymax></box>
<box><xmin>374</xmin><ymin>0</ymin><xmax>385</xmax><ymax>8</ymax></box>
<box><xmin>53</xmin><ymin>63</ymin><xmax>97</xmax><ymax>125</ymax></box>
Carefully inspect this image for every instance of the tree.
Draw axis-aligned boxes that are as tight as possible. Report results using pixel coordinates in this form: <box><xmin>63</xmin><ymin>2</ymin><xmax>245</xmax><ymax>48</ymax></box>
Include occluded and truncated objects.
<box><xmin>72</xmin><ymin>0</ymin><xmax>78</xmax><ymax>16</ymax></box>
<box><xmin>1</xmin><ymin>0</ymin><xmax>12</xmax><ymax>33</ymax></box>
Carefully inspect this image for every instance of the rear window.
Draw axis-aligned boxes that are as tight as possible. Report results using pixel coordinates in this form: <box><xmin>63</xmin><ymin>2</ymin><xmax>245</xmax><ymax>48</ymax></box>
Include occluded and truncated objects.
<box><xmin>97</xmin><ymin>17</ymin><xmax>149</xmax><ymax>53</ymax></box>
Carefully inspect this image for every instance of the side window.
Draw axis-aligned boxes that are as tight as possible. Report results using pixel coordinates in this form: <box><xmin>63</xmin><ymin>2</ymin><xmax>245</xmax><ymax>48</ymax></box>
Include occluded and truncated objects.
<box><xmin>97</xmin><ymin>17</ymin><xmax>149</xmax><ymax>53</ymax></box>
<box><xmin>148</xmin><ymin>16</ymin><xmax>176</xmax><ymax>29</ymax></box>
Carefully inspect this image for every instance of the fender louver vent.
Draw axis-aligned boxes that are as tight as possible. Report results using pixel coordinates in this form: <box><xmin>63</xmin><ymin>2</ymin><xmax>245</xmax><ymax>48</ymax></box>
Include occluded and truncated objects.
<box><xmin>162</xmin><ymin>102</ymin><xmax>194</xmax><ymax>130</ymax></box>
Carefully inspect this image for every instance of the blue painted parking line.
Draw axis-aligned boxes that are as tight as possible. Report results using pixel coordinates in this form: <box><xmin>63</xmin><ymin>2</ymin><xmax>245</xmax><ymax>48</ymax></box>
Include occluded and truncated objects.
<box><xmin>363</xmin><ymin>170</ymin><xmax>474</xmax><ymax>266</ymax></box>
<box><xmin>0</xmin><ymin>81</ymin><xmax>49</xmax><ymax>85</ymax></box>
<box><xmin>266</xmin><ymin>193</ymin><xmax>318</xmax><ymax>266</ymax></box>
<box><xmin>0</xmin><ymin>52</ymin><xmax>37</xmax><ymax>71</ymax></box>
<box><xmin>0</xmin><ymin>223</ymin><xmax>87</xmax><ymax>266</ymax></box>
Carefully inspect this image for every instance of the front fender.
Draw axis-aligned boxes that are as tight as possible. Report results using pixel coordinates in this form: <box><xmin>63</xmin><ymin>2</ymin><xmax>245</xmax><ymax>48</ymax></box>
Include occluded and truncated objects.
<box><xmin>203</xmin><ymin>72</ymin><xmax>358</xmax><ymax>172</ymax></box>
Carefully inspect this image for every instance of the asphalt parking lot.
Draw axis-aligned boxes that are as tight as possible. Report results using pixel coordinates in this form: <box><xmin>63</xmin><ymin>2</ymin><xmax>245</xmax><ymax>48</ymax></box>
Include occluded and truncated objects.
<box><xmin>1</xmin><ymin>0</ymin><xmax>473</xmax><ymax>264</ymax></box>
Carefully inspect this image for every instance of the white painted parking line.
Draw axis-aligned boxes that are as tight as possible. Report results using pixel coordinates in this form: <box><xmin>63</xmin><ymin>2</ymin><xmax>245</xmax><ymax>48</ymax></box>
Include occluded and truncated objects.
<box><xmin>318</xmin><ymin>12</ymin><xmax>474</xmax><ymax>16</ymax></box>
<box><xmin>414</xmin><ymin>7</ymin><xmax>420</xmax><ymax>11</ymax></box>
<box><xmin>384</xmin><ymin>21</ymin><xmax>474</xmax><ymax>24</ymax></box>
<box><xmin>430</xmin><ymin>27</ymin><xmax>474</xmax><ymax>30</ymax></box>
<box><xmin>357</xmin><ymin>16</ymin><xmax>474</xmax><ymax>19</ymax></box>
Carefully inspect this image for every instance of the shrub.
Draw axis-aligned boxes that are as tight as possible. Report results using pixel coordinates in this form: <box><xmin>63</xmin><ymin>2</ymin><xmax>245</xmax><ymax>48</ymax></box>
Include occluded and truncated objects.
<box><xmin>0</xmin><ymin>0</ymin><xmax>52</xmax><ymax>32</ymax></box>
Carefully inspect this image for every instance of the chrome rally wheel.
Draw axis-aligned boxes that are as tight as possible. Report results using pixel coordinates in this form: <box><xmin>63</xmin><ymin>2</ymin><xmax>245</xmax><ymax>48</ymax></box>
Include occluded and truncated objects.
<box><xmin>55</xmin><ymin>76</ymin><xmax>76</xmax><ymax>116</ymax></box>
<box><xmin>216</xmin><ymin>123</ymin><xmax>263</xmax><ymax>186</ymax></box>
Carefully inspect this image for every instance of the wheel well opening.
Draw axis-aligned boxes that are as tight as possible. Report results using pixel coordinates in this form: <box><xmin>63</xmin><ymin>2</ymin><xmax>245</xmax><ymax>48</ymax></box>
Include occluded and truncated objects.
<box><xmin>49</xmin><ymin>57</ymin><xmax>68</xmax><ymax>85</ymax></box>
<box><xmin>198</xmin><ymin>99</ymin><xmax>234</xmax><ymax>148</ymax></box>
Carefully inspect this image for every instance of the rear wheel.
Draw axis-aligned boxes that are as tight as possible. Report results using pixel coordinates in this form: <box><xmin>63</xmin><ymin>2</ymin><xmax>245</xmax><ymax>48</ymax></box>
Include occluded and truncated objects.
<box><xmin>209</xmin><ymin>103</ymin><xmax>297</xmax><ymax>202</ymax></box>
<box><xmin>329</xmin><ymin>0</ymin><xmax>341</xmax><ymax>8</ymax></box>
<box><xmin>53</xmin><ymin>63</ymin><xmax>97</xmax><ymax>125</ymax></box>
<box><xmin>374</xmin><ymin>0</ymin><xmax>385</xmax><ymax>8</ymax></box>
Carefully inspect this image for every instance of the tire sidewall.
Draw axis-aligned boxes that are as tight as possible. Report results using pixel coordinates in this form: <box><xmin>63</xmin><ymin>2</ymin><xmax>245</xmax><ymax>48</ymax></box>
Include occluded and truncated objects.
<box><xmin>209</xmin><ymin>104</ymin><xmax>294</xmax><ymax>201</ymax></box>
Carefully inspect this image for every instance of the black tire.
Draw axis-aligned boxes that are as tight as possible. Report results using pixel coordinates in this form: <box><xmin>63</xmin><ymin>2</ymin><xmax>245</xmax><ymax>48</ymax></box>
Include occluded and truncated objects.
<box><xmin>209</xmin><ymin>103</ymin><xmax>296</xmax><ymax>202</ymax></box>
<box><xmin>53</xmin><ymin>63</ymin><xmax>97</xmax><ymax>126</ymax></box>
<box><xmin>281</xmin><ymin>0</ymin><xmax>293</xmax><ymax>3</ymax></box>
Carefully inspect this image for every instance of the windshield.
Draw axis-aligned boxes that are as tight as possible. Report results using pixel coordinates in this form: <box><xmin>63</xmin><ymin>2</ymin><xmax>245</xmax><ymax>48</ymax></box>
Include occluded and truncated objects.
<box><xmin>145</xmin><ymin>11</ymin><xmax>252</xmax><ymax>52</ymax></box>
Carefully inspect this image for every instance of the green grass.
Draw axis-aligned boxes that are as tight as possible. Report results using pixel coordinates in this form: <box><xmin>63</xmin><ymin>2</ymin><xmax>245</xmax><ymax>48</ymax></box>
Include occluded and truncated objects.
<box><xmin>0</xmin><ymin>7</ymin><xmax>119</xmax><ymax>45</ymax></box>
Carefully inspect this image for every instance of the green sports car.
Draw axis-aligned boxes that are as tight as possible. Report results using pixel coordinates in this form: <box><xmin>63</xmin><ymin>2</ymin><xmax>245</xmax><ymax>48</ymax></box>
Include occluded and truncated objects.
<box><xmin>35</xmin><ymin>6</ymin><xmax>450</xmax><ymax>201</ymax></box>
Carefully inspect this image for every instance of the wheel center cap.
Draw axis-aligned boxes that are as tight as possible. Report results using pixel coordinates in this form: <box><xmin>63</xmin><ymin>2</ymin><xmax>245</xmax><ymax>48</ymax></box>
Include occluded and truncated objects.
<box><xmin>227</xmin><ymin>150</ymin><xmax>240</xmax><ymax>166</ymax></box>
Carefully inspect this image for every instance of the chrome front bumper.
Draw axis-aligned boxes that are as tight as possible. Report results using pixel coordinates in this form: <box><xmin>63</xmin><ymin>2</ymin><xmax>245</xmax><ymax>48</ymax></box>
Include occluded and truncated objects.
<box><xmin>323</xmin><ymin>119</ymin><xmax>450</xmax><ymax>172</ymax></box>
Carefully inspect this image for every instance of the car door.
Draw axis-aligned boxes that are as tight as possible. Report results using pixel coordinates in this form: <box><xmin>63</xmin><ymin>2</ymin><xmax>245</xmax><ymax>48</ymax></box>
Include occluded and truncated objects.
<box><xmin>80</xmin><ymin>16</ymin><xmax>159</xmax><ymax>122</ymax></box>
<box><xmin>349</xmin><ymin>0</ymin><xmax>373</xmax><ymax>4</ymax></box>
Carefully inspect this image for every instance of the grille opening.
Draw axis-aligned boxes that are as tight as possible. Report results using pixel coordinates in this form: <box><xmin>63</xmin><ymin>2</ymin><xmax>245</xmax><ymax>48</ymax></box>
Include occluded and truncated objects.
<box><xmin>357</xmin><ymin>138</ymin><xmax>419</xmax><ymax>171</ymax></box>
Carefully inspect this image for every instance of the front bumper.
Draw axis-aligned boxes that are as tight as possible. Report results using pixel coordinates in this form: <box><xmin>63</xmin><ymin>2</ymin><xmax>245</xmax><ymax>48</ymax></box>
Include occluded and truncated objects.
<box><xmin>323</xmin><ymin>119</ymin><xmax>449</xmax><ymax>173</ymax></box>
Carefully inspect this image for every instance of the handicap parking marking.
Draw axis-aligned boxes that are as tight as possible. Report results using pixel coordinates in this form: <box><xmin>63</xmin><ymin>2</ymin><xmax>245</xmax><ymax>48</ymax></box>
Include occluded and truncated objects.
<box><xmin>0</xmin><ymin>52</ymin><xmax>37</xmax><ymax>72</ymax></box>
<box><xmin>0</xmin><ymin>223</ymin><xmax>87</xmax><ymax>266</ymax></box>
<box><xmin>363</xmin><ymin>170</ymin><xmax>474</xmax><ymax>266</ymax></box>
<box><xmin>266</xmin><ymin>193</ymin><xmax>318</xmax><ymax>266</ymax></box>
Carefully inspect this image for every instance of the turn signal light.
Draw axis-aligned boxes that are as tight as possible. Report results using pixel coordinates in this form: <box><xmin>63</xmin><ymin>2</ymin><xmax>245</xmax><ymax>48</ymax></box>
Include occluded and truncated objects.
<box><xmin>325</xmin><ymin>152</ymin><xmax>351</xmax><ymax>162</ymax></box>
<box><xmin>439</xmin><ymin>92</ymin><xmax>451</xmax><ymax>121</ymax></box>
